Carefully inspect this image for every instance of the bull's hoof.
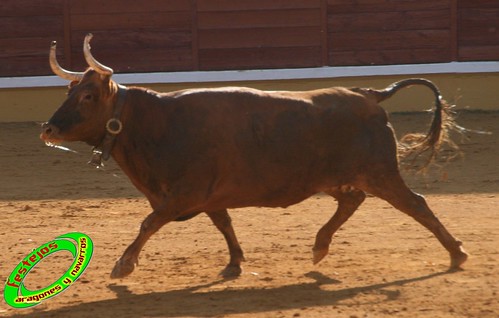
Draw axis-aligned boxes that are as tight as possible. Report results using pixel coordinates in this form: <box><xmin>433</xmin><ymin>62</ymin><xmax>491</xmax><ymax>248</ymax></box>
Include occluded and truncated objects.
<box><xmin>449</xmin><ymin>246</ymin><xmax>469</xmax><ymax>271</ymax></box>
<box><xmin>110</xmin><ymin>257</ymin><xmax>137</xmax><ymax>279</ymax></box>
<box><xmin>312</xmin><ymin>248</ymin><xmax>328</xmax><ymax>265</ymax></box>
<box><xmin>220</xmin><ymin>264</ymin><xmax>242</xmax><ymax>279</ymax></box>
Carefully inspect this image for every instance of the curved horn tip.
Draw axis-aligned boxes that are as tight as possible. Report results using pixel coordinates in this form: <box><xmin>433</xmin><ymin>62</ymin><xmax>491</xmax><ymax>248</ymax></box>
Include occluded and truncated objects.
<box><xmin>82</xmin><ymin>34</ymin><xmax>114</xmax><ymax>76</ymax></box>
<box><xmin>85</xmin><ymin>33</ymin><xmax>94</xmax><ymax>42</ymax></box>
<box><xmin>49</xmin><ymin>42</ymin><xmax>84</xmax><ymax>81</ymax></box>
<box><xmin>51</xmin><ymin>41</ymin><xmax>57</xmax><ymax>48</ymax></box>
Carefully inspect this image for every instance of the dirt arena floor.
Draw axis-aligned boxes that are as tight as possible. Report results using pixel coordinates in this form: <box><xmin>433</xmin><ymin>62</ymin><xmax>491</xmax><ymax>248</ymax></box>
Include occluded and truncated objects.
<box><xmin>1</xmin><ymin>111</ymin><xmax>498</xmax><ymax>317</ymax></box>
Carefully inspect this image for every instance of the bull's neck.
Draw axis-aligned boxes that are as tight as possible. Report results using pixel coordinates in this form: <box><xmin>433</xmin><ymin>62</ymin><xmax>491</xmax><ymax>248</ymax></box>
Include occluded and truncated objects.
<box><xmin>89</xmin><ymin>84</ymin><xmax>128</xmax><ymax>167</ymax></box>
<box><xmin>106</xmin><ymin>88</ymin><xmax>168</xmax><ymax>206</ymax></box>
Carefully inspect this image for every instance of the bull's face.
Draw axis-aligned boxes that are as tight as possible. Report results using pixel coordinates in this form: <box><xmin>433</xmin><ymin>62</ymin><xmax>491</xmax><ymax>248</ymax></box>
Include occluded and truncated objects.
<box><xmin>41</xmin><ymin>34</ymin><xmax>118</xmax><ymax>147</ymax></box>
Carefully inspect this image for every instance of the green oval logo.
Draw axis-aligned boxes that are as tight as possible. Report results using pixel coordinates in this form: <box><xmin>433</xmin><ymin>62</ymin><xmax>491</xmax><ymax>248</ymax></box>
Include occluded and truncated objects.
<box><xmin>4</xmin><ymin>232</ymin><xmax>93</xmax><ymax>308</ymax></box>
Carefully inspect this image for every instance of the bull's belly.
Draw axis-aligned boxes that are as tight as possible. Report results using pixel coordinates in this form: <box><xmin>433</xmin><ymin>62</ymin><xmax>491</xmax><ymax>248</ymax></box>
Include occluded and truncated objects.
<box><xmin>203</xmin><ymin>191</ymin><xmax>318</xmax><ymax>210</ymax></box>
<box><xmin>199</xmin><ymin>175</ymin><xmax>334</xmax><ymax>211</ymax></box>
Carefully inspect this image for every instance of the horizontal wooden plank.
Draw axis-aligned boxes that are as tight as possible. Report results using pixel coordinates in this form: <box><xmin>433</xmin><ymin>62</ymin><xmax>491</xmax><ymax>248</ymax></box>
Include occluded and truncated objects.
<box><xmin>330</xmin><ymin>30</ymin><xmax>450</xmax><ymax>51</ymax></box>
<box><xmin>458</xmin><ymin>0</ymin><xmax>499</xmax><ymax>9</ymax></box>
<box><xmin>198</xmin><ymin>9</ymin><xmax>320</xmax><ymax>30</ymax></box>
<box><xmin>459</xmin><ymin>46</ymin><xmax>499</xmax><ymax>61</ymax></box>
<box><xmin>71</xmin><ymin>48</ymin><xmax>194</xmax><ymax>73</ymax></box>
<box><xmin>0</xmin><ymin>56</ymin><xmax>52</xmax><ymax>76</ymax></box>
<box><xmin>458</xmin><ymin>8</ymin><xmax>499</xmax><ymax>46</ymax></box>
<box><xmin>329</xmin><ymin>48</ymin><xmax>450</xmax><ymax>66</ymax></box>
<box><xmin>70</xmin><ymin>30</ymin><xmax>192</xmax><ymax>51</ymax></box>
<box><xmin>197</xmin><ymin>0</ymin><xmax>320</xmax><ymax>12</ymax></box>
<box><xmin>0</xmin><ymin>0</ymin><xmax>63</xmax><ymax>17</ymax></box>
<box><xmin>199</xmin><ymin>47</ymin><xmax>322</xmax><ymax>70</ymax></box>
<box><xmin>69</xmin><ymin>30</ymin><xmax>194</xmax><ymax>72</ymax></box>
<box><xmin>459</xmin><ymin>30</ymin><xmax>499</xmax><ymax>46</ymax></box>
<box><xmin>70</xmin><ymin>0</ymin><xmax>191</xmax><ymax>14</ymax></box>
<box><xmin>459</xmin><ymin>8</ymin><xmax>499</xmax><ymax>28</ymax></box>
<box><xmin>0</xmin><ymin>16</ymin><xmax>63</xmax><ymax>39</ymax></box>
<box><xmin>71</xmin><ymin>12</ymin><xmax>191</xmax><ymax>31</ymax></box>
<box><xmin>0</xmin><ymin>35</ymin><xmax>66</xmax><ymax>76</ymax></box>
<box><xmin>327</xmin><ymin>0</ymin><xmax>449</xmax><ymax>13</ymax></box>
<box><xmin>459</xmin><ymin>7</ymin><xmax>499</xmax><ymax>18</ymax></box>
<box><xmin>199</xmin><ymin>27</ymin><xmax>321</xmax><ymax>49</ymax></box>
<box><xmin>328</xmin><ymin>9</ymin><xmax>450</xmax><ymax>32</ymax></box>
<box><xmin>0</xmin><ymin>36</ymin><xmax>64</xmax><ymax>59</ymax></box>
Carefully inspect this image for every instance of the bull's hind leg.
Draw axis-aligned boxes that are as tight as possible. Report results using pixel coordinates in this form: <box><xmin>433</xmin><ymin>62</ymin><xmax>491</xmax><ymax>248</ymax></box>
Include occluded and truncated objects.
<box><xmin>206</xmin><ymin>209</ymin><xmax>245</xmax><ymax>278</ymax></box>
<box><xmin>366</xmin><ymin>173</ymin><xmax>468</xmax><ymax>270</ymax></box>
<box><xmin>111</xmin><ymin>209</ymin><xmax>175</xmax><ymax>279</ymax></box>
<box><xmin>313</xmin><ymin>186</ymin><xmax>366</xmax><ymax>264</ymax></box>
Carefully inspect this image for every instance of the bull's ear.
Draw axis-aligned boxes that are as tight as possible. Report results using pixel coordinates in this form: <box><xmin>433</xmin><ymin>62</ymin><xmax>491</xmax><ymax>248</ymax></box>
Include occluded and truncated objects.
<box><xmin>99</xmin><ymin>73</ymin><xmax>112</xmax><ymax>82</ymax></box>
<box><xmin>100</xmin><ymin>75</ymin><xmax>114</xmax><ymax>96</ymax></box>
<box><xmin>69</xmin><ymin>80</ymin><xmax>79</xmax><ymax>88</ymax></box>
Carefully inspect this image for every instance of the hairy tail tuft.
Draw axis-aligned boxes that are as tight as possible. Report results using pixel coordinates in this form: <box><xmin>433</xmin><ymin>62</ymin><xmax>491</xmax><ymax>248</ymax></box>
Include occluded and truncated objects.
<box><xmin>374</xmin><ymin>78</ymin><xmax>464</xmax><ymax>171</ymax></box>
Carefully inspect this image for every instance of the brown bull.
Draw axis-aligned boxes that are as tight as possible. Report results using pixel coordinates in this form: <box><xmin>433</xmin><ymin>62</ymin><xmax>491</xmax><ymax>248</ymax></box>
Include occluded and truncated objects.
<box><xmin>41</xmin><ymin>34</ymin><xmax>468</xmax><ymax>279</ymax></box>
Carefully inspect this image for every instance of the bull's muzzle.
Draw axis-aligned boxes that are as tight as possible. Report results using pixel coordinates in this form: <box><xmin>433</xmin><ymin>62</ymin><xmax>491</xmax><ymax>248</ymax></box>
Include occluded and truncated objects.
<box><xmin>40</xmin><ymin>122</ymin><xmax>61</xmax><ymax>143</ymax></box>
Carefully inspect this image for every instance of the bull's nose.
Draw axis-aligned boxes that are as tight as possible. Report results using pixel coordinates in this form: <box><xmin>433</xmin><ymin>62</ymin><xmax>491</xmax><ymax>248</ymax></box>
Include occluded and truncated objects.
<box><xmin>40</xmin><ymin>122</ymin><xmax>59</xmax><ymax>141</ymax></box>
<box><xmin>41</xmin><ymin>122</ymin><xmax>52</xmax><ymax>134</ymax></box>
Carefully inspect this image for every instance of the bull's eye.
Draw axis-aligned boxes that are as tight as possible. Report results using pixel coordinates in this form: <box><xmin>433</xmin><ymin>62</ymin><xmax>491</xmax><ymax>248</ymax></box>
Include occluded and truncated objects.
<box><xmin>84</xmin><ymin>94</ymin><xmax>92</xmax><ymax>101</ymax></box>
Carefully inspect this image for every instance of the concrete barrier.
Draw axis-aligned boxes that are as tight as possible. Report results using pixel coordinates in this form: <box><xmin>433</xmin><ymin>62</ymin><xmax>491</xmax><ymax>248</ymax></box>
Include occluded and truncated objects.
<box><xmin>1</xmin><ymin>62</ymin><xmax>498</xmax><ymax>122</ymax></box>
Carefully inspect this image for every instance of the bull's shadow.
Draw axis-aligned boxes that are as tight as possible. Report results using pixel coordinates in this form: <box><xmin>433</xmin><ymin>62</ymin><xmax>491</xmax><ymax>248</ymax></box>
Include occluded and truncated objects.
<box><xmin>12</xmin><ymin>271</ymin><xmax>449</xmax><ymax>318</ymax></box>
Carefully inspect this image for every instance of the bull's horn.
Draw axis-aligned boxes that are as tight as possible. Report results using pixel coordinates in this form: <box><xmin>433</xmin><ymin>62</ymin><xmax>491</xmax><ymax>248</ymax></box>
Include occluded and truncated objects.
<box><xmin>49</xmin><ymin>41</ymin><xmax>84</xmax><ymax>81</ymax></box>
<box><xmin>83</xmin><ymin>33</ymin><xmax>114</xmax><ymax>76</ymax></box>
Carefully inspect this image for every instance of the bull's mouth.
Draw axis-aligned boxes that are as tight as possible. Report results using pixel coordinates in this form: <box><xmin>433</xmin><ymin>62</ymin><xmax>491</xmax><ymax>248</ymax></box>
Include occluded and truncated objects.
<box><xmin>40</xmin><ymin>133</ymin><xmax>78</xmax><ymax>153</ymax></box>
<box><xmin>39</xmin><ymin>132</ymin><xmax>64</xmax><ymax>144</ymax></box>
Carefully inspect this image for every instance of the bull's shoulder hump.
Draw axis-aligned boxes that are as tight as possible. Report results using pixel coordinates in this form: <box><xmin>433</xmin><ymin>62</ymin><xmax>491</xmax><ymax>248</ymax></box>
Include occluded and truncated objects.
<box><xmin>168</xmin><ymin>86</ymin><xmax>265</xmax><ymax>98</ymax></box>
<box><xmin>167</xmin><ymin>86</ymin><xmax>317</xmax><ymax>101</ymax></box>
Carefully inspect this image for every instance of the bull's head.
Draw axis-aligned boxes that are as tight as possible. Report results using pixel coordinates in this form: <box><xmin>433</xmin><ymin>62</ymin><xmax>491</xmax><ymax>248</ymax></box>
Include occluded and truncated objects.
<box><xmin>40</xmin><ymin>34</ymin><xmax>121</xmax><ymax>147</ymax></box>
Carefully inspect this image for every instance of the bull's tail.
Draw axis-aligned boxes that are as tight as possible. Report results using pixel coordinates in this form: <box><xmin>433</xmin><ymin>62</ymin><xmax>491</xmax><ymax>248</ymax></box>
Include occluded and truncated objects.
<box><xmin>373</xmin><ymin>78</ymin><xmax>462</xmax><ymax>170</ymax></box>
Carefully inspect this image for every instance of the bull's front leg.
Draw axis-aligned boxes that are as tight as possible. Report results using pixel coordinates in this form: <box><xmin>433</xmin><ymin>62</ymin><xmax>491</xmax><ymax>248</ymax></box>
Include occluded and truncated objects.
<box><xmin>111</xmin><ymin>207</ymin><xmax>175</xmax><ymax>279</ymax></box>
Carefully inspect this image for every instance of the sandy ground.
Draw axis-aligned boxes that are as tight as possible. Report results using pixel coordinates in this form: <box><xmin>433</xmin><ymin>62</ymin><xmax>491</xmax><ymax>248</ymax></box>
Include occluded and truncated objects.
<box><xmin>0</xmin><ymin>111</ymin><xmax>498</xmax><ymax>317</ymax></box>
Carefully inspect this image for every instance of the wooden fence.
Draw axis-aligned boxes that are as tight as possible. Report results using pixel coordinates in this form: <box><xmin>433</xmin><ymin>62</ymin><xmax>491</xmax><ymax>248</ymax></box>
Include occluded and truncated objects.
<box><xmin>1</xmin><ymin>0</ymin><xmax>498</xmax><ymax>77</ymax></box>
